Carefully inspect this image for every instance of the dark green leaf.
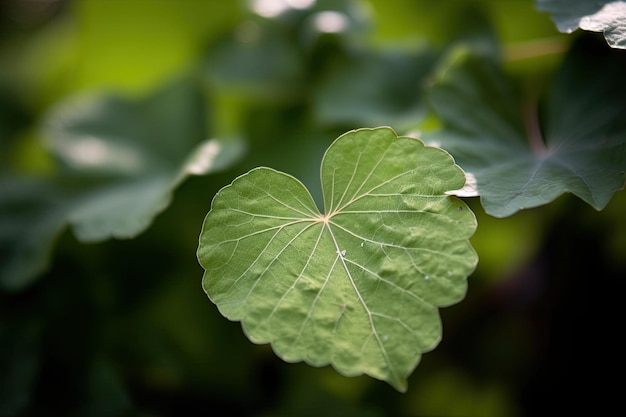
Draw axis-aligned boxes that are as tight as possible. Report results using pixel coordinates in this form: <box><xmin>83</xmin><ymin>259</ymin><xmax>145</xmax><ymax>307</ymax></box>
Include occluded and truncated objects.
<box><xmin>0</xmin><ymin>78</ymin><xmax>244</xmax><ymax>290</ymax></box>
<box><xmin>42</xmin><ymin>77</ymin><xmax>245</xmax><ymax>242</ymax></box>
<box><xmin>425</xmin><ymin>37</ymin><xmax>626</xmax><ymax>217</ymax></box>
<box><xmin>204</xmin><ymin>19</ymin><xmax>305</xmax><ymax>102</ymax></box>
<box><xmin>0</xmin><ymin>178</ymin><xmax>68</xmax><ymax>291</ymax></box>
<box><xmin>314</xmin><ymin>46</ymin><xmax>439</xmax><ymax>130</ymax></box>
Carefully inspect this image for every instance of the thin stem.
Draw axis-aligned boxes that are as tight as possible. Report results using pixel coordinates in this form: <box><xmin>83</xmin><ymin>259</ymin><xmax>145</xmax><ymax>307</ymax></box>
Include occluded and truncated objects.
<box><xmin>504</xmin><ymin>37</ymin><xmax>568</xmax><ymax>61</ymax></box>
<box><xmin>523</xmin><ymin>99</ymin><xmax>548</xmax><ymax>157</ymax></box>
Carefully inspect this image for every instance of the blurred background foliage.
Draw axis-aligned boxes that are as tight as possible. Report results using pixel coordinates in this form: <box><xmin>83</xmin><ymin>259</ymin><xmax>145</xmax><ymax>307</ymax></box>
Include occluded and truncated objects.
<box><xmin>1</xmin><ymin>0</ymin><xmax>624</xmax><ymax>416</ymax></box>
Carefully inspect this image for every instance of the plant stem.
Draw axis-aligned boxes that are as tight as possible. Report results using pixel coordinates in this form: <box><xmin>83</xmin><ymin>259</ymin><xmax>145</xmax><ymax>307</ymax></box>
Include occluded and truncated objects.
<box><xmin>523</xmin><ymin>100</ymin><xmax>548</xmax><ymax>157</ymax></box>
<box><xmin>504</xmin><ymin>37</ymin><xmax>568</xmax><ymax>61</ymax></box>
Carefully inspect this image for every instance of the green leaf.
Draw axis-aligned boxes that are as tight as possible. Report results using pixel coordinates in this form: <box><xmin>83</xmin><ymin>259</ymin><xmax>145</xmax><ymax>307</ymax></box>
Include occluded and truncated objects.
<box><xmin>197</xmin><ymin>127</ymin><xmax>477</xmax><ymax>392</ymax></box>
<box><xmin>0</xmin><ymin>78</ymin><xmax>244</xmax><ymax>291</ymax></box>
<box><xmin>537</xmin><ymin>0</ymin><xmax>626</xmax><ymax>49</ymax></box>
<box><xmin>314</xmin><ymin>46</ymin><xmax>439</xmax><ymax>130</ymax></box>
<box><xmin>42</xmin><ymin>77</ymin><xmax>245</xmax><ymax>242</ymax></box>
<box><xmin>204</xmin><ymin>19</ymin><xmax>305</xmax><ymax>102</ymax></box>
<box><xmin>424</xmin><ymin>36</ymin><xmax>626</xmax><ymax>217</ymax></box>
<box><xmin>0</xmin><ymin>177</ymin><xmax>68</xmax><ymax>291</ymax></box>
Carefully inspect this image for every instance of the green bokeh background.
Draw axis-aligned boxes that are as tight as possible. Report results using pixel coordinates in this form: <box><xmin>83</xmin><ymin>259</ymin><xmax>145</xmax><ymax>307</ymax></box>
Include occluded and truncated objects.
<box><xmin>1</xmin><ymin>1</ymin><xmax>624</xmax><ymax>416</ymax></box>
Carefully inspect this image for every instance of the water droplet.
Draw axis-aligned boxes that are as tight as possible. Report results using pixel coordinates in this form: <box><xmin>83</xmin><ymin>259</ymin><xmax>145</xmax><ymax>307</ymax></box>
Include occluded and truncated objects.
<box><xmin>360</xmin><ymin>241</ymin><xmax>364</xmax><ymax>247</ymax></box>
<box><xmin>425</xmin><ymin>275</ymin><xmax>430</xmax><ymax>280</ymax></box>
<box><xmin>340</xmin><ymin>249</ymin><xmax>346</xmax><ymax>257</ymax></box>
<box><xmin>382</xmin><ymin>335</ymin><xmax>388</xmax><ymax>341</ymax></box>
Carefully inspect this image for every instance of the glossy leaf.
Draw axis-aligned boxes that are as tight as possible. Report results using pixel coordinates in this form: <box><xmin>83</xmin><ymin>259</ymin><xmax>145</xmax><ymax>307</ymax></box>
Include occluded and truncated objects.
<box><xmin>198</xmin><ymin>127</ymin><xmax>477</xmax><ymax>392</ymax></box>
<box><xmin>537</xmin><ymin>0</ymin><xmax>626</xmax><ymax>49</ymax></box>
<box><xmin>424</xmin><ymin>37</ymin><xmax>626</xmax><ymax>217</ymax></box>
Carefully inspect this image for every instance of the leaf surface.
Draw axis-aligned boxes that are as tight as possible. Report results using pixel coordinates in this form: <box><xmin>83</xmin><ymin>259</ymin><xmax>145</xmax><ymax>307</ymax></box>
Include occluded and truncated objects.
<box><xmin>198</xmin><ymin>127</ymin><xmax>477</xmax><ymax>391</ymax></box>
<box><xmin>537</xmin><ymin>0</ymin><xmax>626</xmax><ymax>49</ymax></box>
<box><xmin>424</xmin><ymin>37</ymin><xmax>626</xmax><ymax>217</ymax></box>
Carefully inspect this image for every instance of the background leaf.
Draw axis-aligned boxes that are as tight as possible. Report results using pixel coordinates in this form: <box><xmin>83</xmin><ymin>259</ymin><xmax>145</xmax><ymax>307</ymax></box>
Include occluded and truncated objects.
<box><xmin>0</xmin><ymin>177</ymin><xmax>69</xmax><ymax>290</ymax></box>
<box><xmin>424</xmin><ymin>35</ymin><xmax>626</xmax><ymax>217</ymax></box>
<box><xmin>50</xmin><ymin>77</ymin><xmax>244</xmax><ymax>239</ymax></box>
<box><xmin>0</xmin><ymin>78</ymin><xmax>244</xmax><ymax>290</ymax></box>
<box><xmin>42</xmin><ymin>77</ymin><xmax>245</xmax><ymax>241</ymax></box>
<box><xmin>313</xmin><ymin>45</ymin><xmax>439</xmax><ymax>130</ymax></box>
<box><xmin>537</xmin><ymin>0</ymin><xmax>626</xmax><ymax>49</ymax></box>
<box><xmin>198</xmin><ymin>127</ymin><xmax>477</xmax><ymax>392</ymax></box>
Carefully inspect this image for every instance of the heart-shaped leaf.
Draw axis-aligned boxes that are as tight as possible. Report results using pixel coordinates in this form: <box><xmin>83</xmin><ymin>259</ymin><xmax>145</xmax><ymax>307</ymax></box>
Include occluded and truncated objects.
<box><xmin>537</xmin><ymin>0</ymin><xmax>626</xmax><ymax>49</ymax></box>
<box><xmin>197</xmin><ymin>127</ymin><xmax>477</xmax><ymax>392</ymax></box>
<box><xmin>424</xmin><ymin>36</ymin><xmax>626</xmax><ymax>217</ymax></box>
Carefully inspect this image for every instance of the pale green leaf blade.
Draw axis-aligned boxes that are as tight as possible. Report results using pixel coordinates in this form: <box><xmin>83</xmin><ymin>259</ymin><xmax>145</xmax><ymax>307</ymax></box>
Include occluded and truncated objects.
<box><xmin>198</xmin><ymin>127</ymin><xmax>477</xmax><ymax>392</ymax></box>
<box><xmin>537</xmin><ymin>0</ymin><xmax>626</xmax><ymax>49</ymax></box>
<box><xmin>425</xmin><ymin>37</ymin><xmax>626</xmax><ymax>217</ymax></box>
